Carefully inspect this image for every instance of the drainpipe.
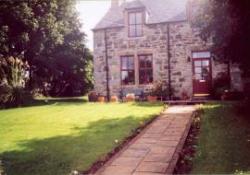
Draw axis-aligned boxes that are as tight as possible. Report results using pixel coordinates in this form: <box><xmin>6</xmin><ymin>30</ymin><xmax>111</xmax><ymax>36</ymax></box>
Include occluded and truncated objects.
<box><xmin>227</xmin><ymin>60</ymin><xmax>231</xmax><ymax>90</ymax></box>
<box><xmin>104</xmin><ymin>29</ymin><xmax>111</xmax><ymax>102</ymax></box>
<box><xmin>167</xmin><ymin>24</ymin><xmax>172</xmax><ymax>100</ymax></box>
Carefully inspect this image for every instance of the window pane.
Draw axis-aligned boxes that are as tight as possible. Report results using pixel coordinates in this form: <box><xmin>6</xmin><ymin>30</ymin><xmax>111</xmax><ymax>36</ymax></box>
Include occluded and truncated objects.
<box><xmin>192</xmin><ymin>51</ymin><xmax>211</xmax><ymax>58</ymax></box>
<box><xmin>129</xmin><ymin>13</ymin><xmax>136</xmax><ymax>25</ymax></box>
<box><xmin>139</xmin><ymin>55</ymin><xmax>152</xmax><ymax>68</ymax></box>
<box><xmin>136</xmin><ymin>24</ymin><xmax>143</xmax><ymax>37</ymax></box>
<box><xmin>202</xmin><ymin>60</ymin><xmax>209</xmax><ymax>66</ymax></box>
<box><xmin>146</xmin><ymin>69</ymin><xmax>153</xmax><ymax>83</ymax></box>
<box><xmin>139</xmin><ymin>56</ymin><xmax>146</xmax><ymax>68</ymax></box>
<box><xmin>195</xmin><ymin>74</ymin><xmax>202</xmax><ymax>80</ymax></box>
<box><xmin>136</xmin><ymin>12</ymin><xmax>142</xmax><ymax>24</ymax></box>
<box><xmin>122</xmin><ymin>70</ymin><xmax>134</xmax><ymax>85</ymax></box>
<box><xmin>127</xmin><ymin>57</ymin><xmax>134</xmax><ymax>69</ymax></box>
<box><xmin>202</xmin><ymin>67</ymin><xmax>209</xmax><ymax>74</ymax></box>
<box><xmin>194</xmin><ymin>61</ymin><xmax>202</xmax><ymax>67</ymax></box>
<box><xmin>139</xmin><ymin>55</ymin><xmax>153</xmax><ymax>84</ymax></box>
<box><xmin>121</xmin><ymin>56</ymin><xmax>135</xmax><ymax>85</ymax></box>
<box><xmin>139</xmin><ymin>70</ymin><xmax>153</xmax><ymax>84</ymax></box>
<box><xmin>129</xmin><ymin>25</ymin><xmax>136</xmax><ymax>37</ymax></box>
<box><xmin>139</xmin><ymin>70</ymin><xmax>145</xmax><ymax>84</ymax></box>
<box><xmin>121</xmin><ymin>71</ymin><xmax>128</xmax><ymax>80</ymax></box>
<box><xmin>129</xmin><ymin>12</ymin><xmax>143</xmax><ymax>37</ymax></box>
<box><xmin>145</xmin><ymin>56</ymin><xmax>152</xmax><ymax>68</ymax></box>
<box><xmin>121</xmin><ymin>57</ymin><xmax>127</xmax><ymax>69</ymax></box>
<box><xmin>121</xmin><ymin>56</ymin><xmax>134</xmax><ymax>70</ymax></box>
<box><xmin>195</xmin><ymin>67</ymin><xmax>202</xmax><ymax>73</ymax></box>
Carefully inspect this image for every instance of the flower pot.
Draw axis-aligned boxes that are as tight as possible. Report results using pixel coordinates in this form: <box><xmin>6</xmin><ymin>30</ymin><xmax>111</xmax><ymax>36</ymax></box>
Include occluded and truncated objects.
<box><xmin>125</xmin><ymin>93</ymin><xmax>135</xmax><ymax>102</ymax></box>
<box><xmin>110</xmin><ymin>95</ymin><xmax>118</xmax><ymax>102</ymax></box>
<box><xmin>88</xmin><ymin>91</ymin><xmax>98</xmax><ymax>102</ymax></box>
<box><xmin>97</xmin><ymin>96</ymin><xmax>105</xmax><ymax>103</ymax></box>
<box><xmin>147</xmin><ymin>95</ymin><xmax>157</xmax><ymax>102</ymax></box>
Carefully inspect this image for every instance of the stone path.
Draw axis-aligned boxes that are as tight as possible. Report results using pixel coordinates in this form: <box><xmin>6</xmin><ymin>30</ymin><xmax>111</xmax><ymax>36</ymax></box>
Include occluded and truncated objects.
<box><xmin>94</xmin><ymin>106</ymin><xmax>196</xmax><ymax>175</ymax></box>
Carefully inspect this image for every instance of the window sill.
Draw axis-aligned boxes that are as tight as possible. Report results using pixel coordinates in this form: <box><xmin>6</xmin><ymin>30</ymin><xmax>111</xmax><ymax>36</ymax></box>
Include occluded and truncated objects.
<box><xmin>121</xmin><ymin>84</ymin><xmax>153</xmax><ymax>88</ymax></box>
<box><xmin>121</xmin><ymin>84</ymin><xmax>136</xmax><ymax>88</ymax></box>
<box><xmin>138</xmin><ymin>84</ymin><xmax>153</xmax><ymax>87</ymax></box>
<box><xmin>127</xmin><ymin>36</ymin><xmax>145</xmax><ymax>40</ymax></box>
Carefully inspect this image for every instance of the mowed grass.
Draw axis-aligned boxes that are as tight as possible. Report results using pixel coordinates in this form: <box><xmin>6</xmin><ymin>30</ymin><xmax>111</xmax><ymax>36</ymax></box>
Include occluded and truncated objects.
<box><xmin>0</xmin><ymin>99</ymin><xmax>164</xmax><ymax>175</ymax></box>
<box><xmin>192</xmin><ymin>103</ymin><xmax>250</xmax><ymax>174</ymax></box>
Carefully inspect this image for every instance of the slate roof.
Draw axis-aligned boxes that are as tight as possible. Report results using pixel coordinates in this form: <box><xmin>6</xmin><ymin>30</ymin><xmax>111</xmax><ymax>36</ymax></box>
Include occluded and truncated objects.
<box><xmin>94</xmin><ymin>0</ymin><xmax>188</xmax><ymax>30</ymax></box>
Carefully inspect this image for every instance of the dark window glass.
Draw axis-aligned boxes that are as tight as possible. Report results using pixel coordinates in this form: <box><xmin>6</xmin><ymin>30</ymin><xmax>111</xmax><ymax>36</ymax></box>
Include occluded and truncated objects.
<box><xmin>121</xmin><ymin>56</ymin><xmax>135</xmax><ymax>85</ymax></box>
<box><xmin>194</xmin><ymin>59</ymin><xmax>210</xmax><ymax>80</ymax></box>
<box><xmin>128</xmin><ymin>12</ymin><xmax>143</xmax><ymax>37</ymax></box>
<box><xmin>139</xmin><ymin>55</ymin><xmax>153</xmax><ymax>84</ymax></box>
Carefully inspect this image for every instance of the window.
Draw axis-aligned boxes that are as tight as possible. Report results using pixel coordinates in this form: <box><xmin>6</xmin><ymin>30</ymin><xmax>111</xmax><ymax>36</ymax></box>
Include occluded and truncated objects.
<box><xmin>139</xmin><ymin>55</ymin><xmax>153</xmax><ymax>84</ymax></box>
<box><xmin>194</xmin><ymin>60</ymin><xmax>210</xmax><ymax>80</ymax></box>
<box><xmin>128</xmin><ymin>12</ymin><xmax>143</xmax><ymax>37</ymax></box>
<box><xmin>192</xmin><ymin>51</ymin><xmax>211</xmax><ymax>80</ymax></box>
<box><xmin>192</xmin><ymin>51</ymin><xmax>211</xmax><ymax>59</ymax></box>
<box><xmin>121</xmin><ymin>56</ymin><xmax>135</xmax><ymax>85</ymax></box>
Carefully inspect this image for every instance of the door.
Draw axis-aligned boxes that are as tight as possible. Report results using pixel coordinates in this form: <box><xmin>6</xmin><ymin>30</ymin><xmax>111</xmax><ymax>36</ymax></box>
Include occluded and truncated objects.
<box><xmin>192</xmin><ymin>52</ymin><xmax>212</xmax><ymax>95</ymax></box>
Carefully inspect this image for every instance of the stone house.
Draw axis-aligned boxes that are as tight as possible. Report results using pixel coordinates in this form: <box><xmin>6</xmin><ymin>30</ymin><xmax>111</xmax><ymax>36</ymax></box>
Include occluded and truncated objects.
<box><xmin>93</xmin><ymin>0</ymin><xmax>242</xmax><ymax>100</ymax></box>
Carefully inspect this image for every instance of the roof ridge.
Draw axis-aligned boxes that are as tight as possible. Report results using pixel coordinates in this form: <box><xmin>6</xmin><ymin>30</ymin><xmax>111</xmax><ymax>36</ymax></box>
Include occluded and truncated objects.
<box><xmin>94</xmin><ymin>0</ymin><xmax>188</xmax><ymax>30</ymax></box>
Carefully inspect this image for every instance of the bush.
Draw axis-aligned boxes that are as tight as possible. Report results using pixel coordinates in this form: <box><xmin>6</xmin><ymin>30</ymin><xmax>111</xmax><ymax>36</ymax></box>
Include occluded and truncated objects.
<box><xmin>0</xmin><ymin>56</ymin><xmax>32</xmax><ymax>108</ymax></box>
<box><xmin>149</xmin><ymin>81</ymin><xmax>172</xmax><ymax>100</ymax></box>
<box><xmin>88</xmin><ymin>91</ymin><xmax>98</xmax><ymax>102</ymax></box>
<box><xmin>212</xmin><ymin>72</ymin><xmax>231</xmax><ymax>99</ymax></box>
<box><xmin>0</xmin><ymin>84</ymin><xmax>33</xmax><ymax>108</ymax></box>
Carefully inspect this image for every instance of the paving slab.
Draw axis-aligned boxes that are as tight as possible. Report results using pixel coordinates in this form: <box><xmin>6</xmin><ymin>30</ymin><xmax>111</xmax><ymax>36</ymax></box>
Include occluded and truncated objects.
<box><xmin>94</xmin><ymin>105</ymin><xmax>196</xmax><ymax>175</ymax></box>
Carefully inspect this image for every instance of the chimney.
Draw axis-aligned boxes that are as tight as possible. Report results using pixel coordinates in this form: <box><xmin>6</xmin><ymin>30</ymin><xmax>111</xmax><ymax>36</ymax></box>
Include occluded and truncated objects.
<box><xmin>111</xmin><ymin>0</ymin><xmax>125</xmax><ymax>8</ymax></box>
<box><xmin>186</xmin><ymin>0</ymin><xmax>201</xmax><ymax>22</ymax></box>
<box><xmin>111</xmin><ymin>0</ymin><xmax>119</xmax><ymax>8</ymax></box>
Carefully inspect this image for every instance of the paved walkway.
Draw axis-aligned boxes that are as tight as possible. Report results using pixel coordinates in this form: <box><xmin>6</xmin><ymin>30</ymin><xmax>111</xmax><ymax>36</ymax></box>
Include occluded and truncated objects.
<box><xmin>95</xmin><ymin>106</ymin><xmax>196</xmax><ymax>175</ymax></box>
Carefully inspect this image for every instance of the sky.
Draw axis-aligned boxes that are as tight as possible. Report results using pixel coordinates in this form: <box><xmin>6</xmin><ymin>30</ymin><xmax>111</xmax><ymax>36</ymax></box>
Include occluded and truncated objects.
<box><xmin>76</xmin><ymin>0</ymin><xmax>111</xmax><ymax>50</ymax></box>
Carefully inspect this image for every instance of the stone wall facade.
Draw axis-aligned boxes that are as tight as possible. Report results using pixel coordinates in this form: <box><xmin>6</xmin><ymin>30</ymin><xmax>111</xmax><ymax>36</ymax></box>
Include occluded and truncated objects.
<box><xmin>93</xmin><ymin>20</ymin><xmax>241</xmax><ymax>99</ymax></box>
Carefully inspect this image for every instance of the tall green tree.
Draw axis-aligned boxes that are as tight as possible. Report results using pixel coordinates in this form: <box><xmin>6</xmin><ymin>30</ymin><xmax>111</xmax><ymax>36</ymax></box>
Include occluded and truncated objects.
<box><xmin>0</xmin><ymin>0</ymin><xmax>93</xmax><ymax>97</ymax></box>
<box><xmin>195</xmin><ymin>0</ymin><xmax>250</xmax><ymax>75</ymax></box>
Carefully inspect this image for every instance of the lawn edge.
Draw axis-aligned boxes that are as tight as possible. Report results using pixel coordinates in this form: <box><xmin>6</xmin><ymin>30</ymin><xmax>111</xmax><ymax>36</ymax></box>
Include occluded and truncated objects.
<box><xmin>173</xmin><ymin>108</ymin><xmax>203</xmax><ymax>174</ymax></box>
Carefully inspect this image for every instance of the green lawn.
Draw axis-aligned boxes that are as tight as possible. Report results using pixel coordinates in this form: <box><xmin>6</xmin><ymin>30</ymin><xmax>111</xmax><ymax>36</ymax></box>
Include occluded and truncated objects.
<box><xmin>192</xmin><ymin>103</ymin><xmax>250</xmax><ymax>174</ymax></box>
<box><xmin>0</xmin><ymin>98</ymin><xmax>164</xmax><ymax>175</ymax></box>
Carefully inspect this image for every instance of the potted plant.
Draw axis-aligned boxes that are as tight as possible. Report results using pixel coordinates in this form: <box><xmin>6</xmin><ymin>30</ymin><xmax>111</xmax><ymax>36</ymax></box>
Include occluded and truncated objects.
<box><xmin>97</xmin><ymin>94</ymin><xmax>105</xmax><ymax>102</ymax></box>
<box><xmin>147</xmin><ymin>81</ymin><xmax>170</xmax><ymax>102</ymax></box>
<box><xmin>110</xmin><ymin>95</ymin><xmax>118</xmax><ymax>102</ymax></box>
<box><xmin>125</xmin><ymin>93</ymin><xmax>135</xmax><ymax>102</ymax></box>
<box><xmin>147</xmin><ymin>94</ymin><xmax>157</xmax><ymax>102</ymax></box>
<box><xmin>88</xmin><ymin>91</ymin><xmax>98</xmax><ymax>102</ymax></box>
<box><xmin>147</xmin><ymin>85</ymin><xmax>158</xmax><ymax>102</ymax></box>
<box><xmin>181</xmin><ymin>90</ymin><xmax>189</xmax><ymax>100</ymax></box>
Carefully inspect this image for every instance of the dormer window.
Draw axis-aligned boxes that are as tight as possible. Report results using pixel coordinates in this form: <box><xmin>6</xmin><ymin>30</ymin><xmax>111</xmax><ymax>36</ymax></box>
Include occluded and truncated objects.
<box><xmin>128</xmin><ymin>12</ymin><xmax>143</xmax><ymax>37</ymax></box>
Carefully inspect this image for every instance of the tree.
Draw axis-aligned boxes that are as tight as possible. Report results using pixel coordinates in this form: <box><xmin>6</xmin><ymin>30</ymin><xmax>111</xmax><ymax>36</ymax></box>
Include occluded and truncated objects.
<box><xmin>0</xmin><ymin>0</ymin><xmax>93</xmax><ymax>97</ymax></box>
<box><xmin>194</xmin><ymin>0</ymin><xmax>250</xmax><ymax>76</ymax></box>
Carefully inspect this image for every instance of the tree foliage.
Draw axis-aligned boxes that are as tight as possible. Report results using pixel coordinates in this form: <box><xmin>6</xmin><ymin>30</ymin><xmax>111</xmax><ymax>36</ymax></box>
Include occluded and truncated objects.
<box><xmin>0</xmin><ymin>0</ymin><xmax>93</xmax><ymax>97</ymax></box>
<box><xmin>195</xmin><ymin>0</ymin><xmax>250</xmax><ymax>75</ymax></box>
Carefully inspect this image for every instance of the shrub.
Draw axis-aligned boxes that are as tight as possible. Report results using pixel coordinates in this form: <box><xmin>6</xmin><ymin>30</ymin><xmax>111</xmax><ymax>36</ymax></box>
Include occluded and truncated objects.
<box><xmin>0</xmin><ymin>56</ymin><xmax>32</xmax><ymax>108</ymax></box>
<box><xmin>88</xmin><ymin>91</ymin><xmax>98</xmax><ymax>102</ymax></box>
<box><xmin>212</xmin><ymin>72</ymin><xmax>231</xmax><ymax>99</ymax></box>
<box><xmin>149</xmin><ymin>81</ymin><xmax>172</xmax><ymax>100</ymax></box>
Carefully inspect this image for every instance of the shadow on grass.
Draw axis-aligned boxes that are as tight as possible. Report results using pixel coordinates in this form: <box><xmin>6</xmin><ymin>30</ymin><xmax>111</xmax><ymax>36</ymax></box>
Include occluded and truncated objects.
<box><xmin>21</xmin><ymin>97</ymin><xmax>88</xmax><ymax>108</ymax></box>
<box><xmin>192</xmin><ymin>102</ymin><xmax>250</xmax><ymax>174</ymax></box>
<box><xmin>132</xmin><ymin>102</ymin><xmax>164</xmax><ymax>107</ymax></box>
<box><xmin>0</xmin><ymin>116</ymin><xmax>149</xmax><ymax>175</ymax></box>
